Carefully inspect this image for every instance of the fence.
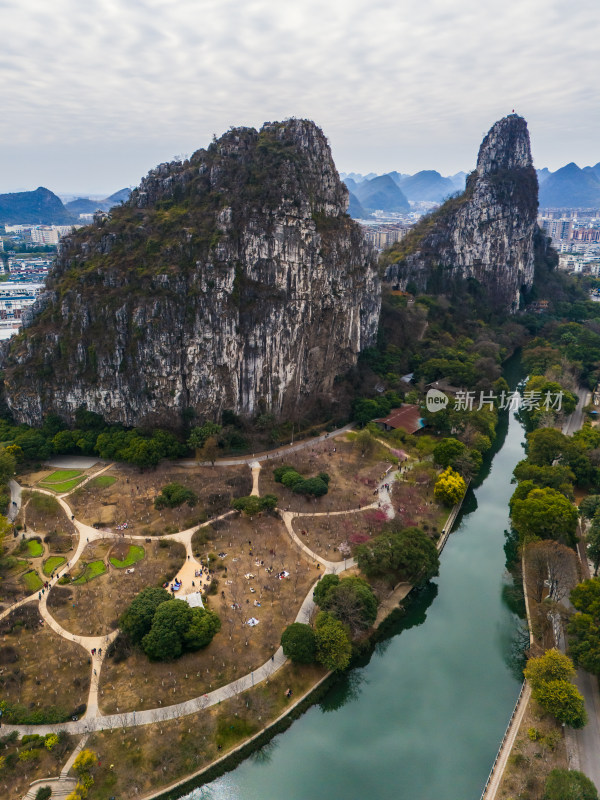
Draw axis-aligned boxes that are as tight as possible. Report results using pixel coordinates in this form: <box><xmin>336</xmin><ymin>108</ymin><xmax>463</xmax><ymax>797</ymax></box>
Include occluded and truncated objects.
<box><xmin>478</xmin><ymin>681</ymin><xmax>528</xmax><ymax>800</ymax></box>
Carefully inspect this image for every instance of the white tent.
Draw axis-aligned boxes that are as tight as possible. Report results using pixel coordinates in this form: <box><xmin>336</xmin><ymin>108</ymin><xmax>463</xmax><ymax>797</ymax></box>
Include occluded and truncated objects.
<box><xmin>184</xmin><ymin>592</ymin><xmax>204</xmax><ymax>609</ymax></box>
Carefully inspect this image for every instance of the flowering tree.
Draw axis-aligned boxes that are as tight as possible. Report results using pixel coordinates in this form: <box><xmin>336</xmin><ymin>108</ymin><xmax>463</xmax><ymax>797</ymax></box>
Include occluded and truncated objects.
<box><xmin>433</xmin><ymin>467</ymin><xmax>466</xmax><ymax>506</ymax></box>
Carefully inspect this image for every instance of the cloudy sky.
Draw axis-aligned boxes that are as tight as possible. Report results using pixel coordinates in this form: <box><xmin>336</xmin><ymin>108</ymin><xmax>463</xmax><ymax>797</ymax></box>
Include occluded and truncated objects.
<box><xmin>2</xmin><ymin>0</ymin><xmax>600</xmax><ymax>195</ymax></box>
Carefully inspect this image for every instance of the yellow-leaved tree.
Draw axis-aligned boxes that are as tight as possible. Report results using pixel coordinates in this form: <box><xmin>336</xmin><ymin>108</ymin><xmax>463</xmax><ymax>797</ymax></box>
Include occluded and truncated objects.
<box><xmin>434</xmin><ymin>466</ymin><xmax>467</xmax><ymax>507</ymax></box>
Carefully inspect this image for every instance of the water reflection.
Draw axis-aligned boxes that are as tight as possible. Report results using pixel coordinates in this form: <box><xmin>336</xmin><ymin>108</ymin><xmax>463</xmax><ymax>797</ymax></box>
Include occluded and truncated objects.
<box><xmin>319</xmin><ymin>668</ymin><xmax>366</xmax><ymax>713</ymax></box>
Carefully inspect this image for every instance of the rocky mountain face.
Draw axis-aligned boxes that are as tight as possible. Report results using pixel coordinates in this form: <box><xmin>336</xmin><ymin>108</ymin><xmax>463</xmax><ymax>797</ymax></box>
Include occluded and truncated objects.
<box><xmin>2</xmin><ymin>120</ymin><xmax>380</xmax><ymax>428</ymax></box>
<box><xmin>383</xmin><ymin>115</ymin><xmax>538</xmax><ymax>312</ymax></box>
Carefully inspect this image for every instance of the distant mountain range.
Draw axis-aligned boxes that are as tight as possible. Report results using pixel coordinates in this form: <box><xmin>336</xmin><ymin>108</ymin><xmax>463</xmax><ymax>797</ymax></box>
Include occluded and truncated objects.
<box><xmin>0</xmin><ymin>187</ymin><xmax>132</xmax><ymax>226</ymax></box>
<box><xmin>537</xmin><ymin>162</ymin><xmax>600</xmax><ymax>208</ymax></box>
<box><xmin>0</xmin><ymin>187</ymin><xmax>74</xmax><ymax>226</ymax></box>
<box><xmin>340</xmin><ymin>170</ymin><xmax>467</xmax><ymax>217</ymax></box>
<box><xmin>64</xmin><ymin>188</ymin><xmax>131</xmax><ymax>216</ymax></box>
<box><xmin>343</xmin><ymin>161</ymin><xmax>600</xmax><ymax>215</ymax></box>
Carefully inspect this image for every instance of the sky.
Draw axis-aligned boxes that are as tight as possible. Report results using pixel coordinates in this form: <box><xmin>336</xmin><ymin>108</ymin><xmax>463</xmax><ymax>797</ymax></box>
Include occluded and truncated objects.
<box><xmin>2</xmin><ymin>0</ymin><xmax>600</xmax><ymax>196</ymax></box>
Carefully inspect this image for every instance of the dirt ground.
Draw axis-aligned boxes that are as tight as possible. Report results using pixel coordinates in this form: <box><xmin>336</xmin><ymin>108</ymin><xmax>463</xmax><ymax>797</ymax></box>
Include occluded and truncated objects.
<box><xmin>99</xmin><ymin>513</ymin><xmax>320</xmax><ymax>713</ymax></box>
<box><xmin>47</xmin><ymin>539</ymin><xmax>186</xmax><ymax>636</ymax></box>
<box><xmin>496</xmin><ymin>697</ymin><xmax>568</xmax><ymax>799</ymax></box>
<box><xmin>390</xmin><ymin>468</ymin><xmax>446</xmax><ymax>535</ymax></box>
<box><xmin>291</xmin><ymin>508</ymin><xmax>389</xmax><ymax>561</ymax></box>
<box><xmin>89</xmin><ymin>661</ymin><xmax>326</xmax><ymax>799</ymax></box>
<box><xmin>0</xmin><ymin>605</ymin><xmax>90</xmax><ymax>718</ymax></box>
<box><xmin>67</xmin><ymin>463</ymin><xmax>252</xmax><ymax>534</ymax></box>
<box><xmin>259</xmin><ymin>438</ymin><xmax>394</xmax><ymax>512</ymax></box>
<box><xmin>18</xmin><ymin>490</ymin><xmax>77</xmax><ymax>539</ymax></box>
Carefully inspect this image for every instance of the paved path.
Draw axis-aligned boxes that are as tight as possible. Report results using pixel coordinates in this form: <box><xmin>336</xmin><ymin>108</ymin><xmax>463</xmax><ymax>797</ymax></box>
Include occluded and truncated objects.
<box><xmin>562</xmin><ymin>387</ymin><xmax>590</xmax><ymax>436</ymax></box>
<box><xmin>8</xmin><ymin>478</ymin><xmax>21</xmax><ymax>521</ymax></box>
<box><xmin>2</xmin><ymin>426</ymin><xmax>361</xmax><ymax>739</ymax></box>
<box><xmin>179</xmin><ymin>424</ymin><xmax>354</xmax><ymax>467</ymax></box>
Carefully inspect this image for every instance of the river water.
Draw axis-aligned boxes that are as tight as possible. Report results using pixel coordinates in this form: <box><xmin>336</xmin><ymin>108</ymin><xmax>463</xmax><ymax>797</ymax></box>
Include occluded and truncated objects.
<box><xmin>183</xmin><ymin>366</ymin><xmax>528</xmax><ymax>800</ymax></box>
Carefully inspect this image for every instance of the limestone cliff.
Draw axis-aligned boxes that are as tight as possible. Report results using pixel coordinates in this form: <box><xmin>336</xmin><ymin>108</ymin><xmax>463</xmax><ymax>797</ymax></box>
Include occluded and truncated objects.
<box><xmin>2</xmin><ymin>120</ymin><xmax>380</xmax><ymax>428</ymax></box>
<box><xmin>383</xmin><ymin>114</ymin><xmax>538</xmax><ymax>311</ymax></box>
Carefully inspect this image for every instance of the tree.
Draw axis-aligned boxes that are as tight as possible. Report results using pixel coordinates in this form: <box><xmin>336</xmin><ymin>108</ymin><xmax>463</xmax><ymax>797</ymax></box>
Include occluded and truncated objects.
<box><xmin>231</xmin><ymin>495</ymin><xmax>278</xmax><ymax>515</ymax></box>
<box><xmin>120</xmin><ymin>587</ymin><xmax>171</xmax><ymax>645</ymax></box>
<box><xmin>432</xmin><ymin>438</ymin><xmax>466</xmax><ymax>468</ymax></box>
<box><xmin>200</xmin><ymin>435</ymin><xmax>220</xmax><ymax>465</ymax></box>
<box><xmin>533</xmin><ymin>679</ymin><xmax>587</xmax><ymax>728</ymax></box>
<box><xmin>188</xmin><ymin>422</ymin><xmax>221</xmax><ymax>452</ymax></box>
<box><xmin>154</xmin><ymin>482</ymin><xmax>198</xmax><ymax>509</ymax></box>
<box><xmin>14</xmin><ymin>430</ymin><xmax>52</xmax><ymax>461</ymax></box>
<box><xmin>353</xmin><ymin>428</ymin><xmax>377</xmax><ymax>458</ymax></box>
<box><xmin>524</xmin><ymin>540</ymin><xmax>578</xmax><ymax>604</ymax></box>
<box><xmin>587</xmin><ymin>517</ymin><xmax>600</xmax><ymax>575</ymax></box>
<box><xmin>313</xmin><ymin>575</ymin><xmax>377</xmax><ymax>635</ymax></box>
<box><xmin>183</xmin><ymin>608</ymin><xmax>221</xmax><ymax>650</ymax></box>
<box><xmin>568</xmin><ymin>613</ymin><xmax>600</xmax><ymax>675</ymax></box>
<box><xmin>280</xmin><ymin>470</ymin><xmax>303</xmax><ymax>489</ymax></box>
<box><xmin>313</xmin><ymin>574</ymin><xmax>340</xmax><ymax>608</ymax></box>
<box><xmin>293</xmin><ymin>477</ymin><xmax>328</xmax><ymax>497</ymax></box>
<box><xmin>568</xmin><ymin>577</ymin><xmax>600</xmax><ymax>674</ymax></box>
<box><xmin>523</xmin><ymin>649</ymin><xmax>576</xmax><ymax>689</ymax></box>
<box><xmin>355</xmin><ymin>525</ymin><xmax>439</xmax><ymax>587</ymax></box>
<box><xmin>510</xmin><ymin>486</ymin><xmax>578</xmax><ymax>546</ymax></box>
<box><xmin>513</xmin><ymin>460</ymin><xmax>575</xmax><ymax>495</ymax></box>
<box><xmin>281</xmin><ymin>623</ymin><xmax>316</xmax><ymax>664</ymax></box>
<box><xmin>544</xmin><ymin>768</ymin><xmax>598</xmax><ymax>800</ymax></box>
<box><xmin>527</xmin><ymin>428</ymin><xmax>568</xmax><ymax>466</ymax></box>
<box><xmin>579</xmin><ymin>494</ymin><xmax>600</xmax><ymax>520</ymax></box>
<box><xmin>325</xmin><ymin>576</ymin><xmax>378</xmax><ymax>635</ymax></box>
<box><xmin>142</xmin><ymin>599</ymin><xmax>193</xmax><ymax>661</ymax></box>
<box><xmin>314</xmin><ymin>612</ymin><xmax>352</xmax><ymax>671</ymax></box>
<box><xmin>433</xmin><ymin>467</ymin><xmax>467</xmax><ymax>506</ymax></box>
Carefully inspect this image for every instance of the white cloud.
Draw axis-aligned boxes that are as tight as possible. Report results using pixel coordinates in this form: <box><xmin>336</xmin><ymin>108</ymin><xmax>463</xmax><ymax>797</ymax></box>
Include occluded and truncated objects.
<box><xmin>2</xmin><ymin>0</ymin><xmax>600</xmax><ymax>192</ymax></box>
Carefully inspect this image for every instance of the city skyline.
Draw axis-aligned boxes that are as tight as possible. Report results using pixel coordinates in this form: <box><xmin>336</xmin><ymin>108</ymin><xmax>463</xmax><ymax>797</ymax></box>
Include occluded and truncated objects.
<box><xmin>2</xmin><ymin>0</ymin><xmax>600</xmax><ymax>195</ymax></box>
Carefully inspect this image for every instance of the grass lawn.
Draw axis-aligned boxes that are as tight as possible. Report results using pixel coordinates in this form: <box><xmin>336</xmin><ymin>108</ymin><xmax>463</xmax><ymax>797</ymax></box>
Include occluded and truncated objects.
<box><xmin>22</xmin><ymin>570</ymin><xmax>43</xmax><ymax>592</ymax></box>
<box><xmin>90</xmin><ymin>475</ymin><xmax>117</xmax><ymax>489</ymax></box>
<box><xmin>109</xmin><ymin>545</ymin><xmax>145</xmax><ymax>569</ymax></box>
<box><xmin>26</xmin><ymin>539</ymin><xmax>44</xmax><ymax>557</ymax></box>
<box><xmin>39</xmin><ymin>477</ymin><xmax>84</xmax><ymax>493</ymax></box>
<box><xmin>40</xmin><ymin>469</ymin><xmax>82</xmax><ymax>483</ymax></box>
<box><xmin>73</xmin><ymin>560</ymin><xmax>106</xmax><ymax>584</ymax></box>
<box><xmin>43</xmin><ymin>555</ymin><xmax>66</xmax><ymax>576</ymax></box>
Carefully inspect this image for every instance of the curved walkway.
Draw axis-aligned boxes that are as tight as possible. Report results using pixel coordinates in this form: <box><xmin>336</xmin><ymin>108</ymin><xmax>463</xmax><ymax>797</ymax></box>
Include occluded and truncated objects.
<box><xmin>2</xmin><ymin>427</ymin><xmax>361</xmax><ymax>739</ymax></box>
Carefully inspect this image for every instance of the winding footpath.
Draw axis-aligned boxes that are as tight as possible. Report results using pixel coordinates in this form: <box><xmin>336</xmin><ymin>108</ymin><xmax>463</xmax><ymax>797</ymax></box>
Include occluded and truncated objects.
<box><xmin>3</xmin><ymin>430</ymin><xmax>375</xmax><ymax>747</ymax></box>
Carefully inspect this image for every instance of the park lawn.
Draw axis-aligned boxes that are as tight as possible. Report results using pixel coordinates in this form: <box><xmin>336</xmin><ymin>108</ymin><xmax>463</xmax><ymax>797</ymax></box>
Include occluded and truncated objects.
<box><xmin>109</xmin><ymin>544</ymin><xmax>145</xmax><ymax>569</ymax></box>
<box><xmin>73</xmin><ymin>559</ymin><xmax>106</xmax><ymax>584</ymax></box>
<box><xmin>39</xmin><ymin>477</ymin><xmax>85</xmax><ymax>493</ymax></box>
<box><xmin>43</xmin><ymin>555</ymin><xmax>66</xmax><ymax>576</ymax></box>
<box><xmin>40</xmin><ymin>469</ymin><xmax>82</xmax><ymax>483</ymax></box>
<box><xmin>26</xmin><ymin>538</ymin><xmax>44</xmax><ymax>557</ymax></box>
<box><xmin>22</xmin><ymin>569</ymin><xmax>43</xmax><ymax>592</ymax></box>
<box><xmin>90</xmin><ymin>475</ymin><xmax>117</xmax><ymax>489</ymax></box>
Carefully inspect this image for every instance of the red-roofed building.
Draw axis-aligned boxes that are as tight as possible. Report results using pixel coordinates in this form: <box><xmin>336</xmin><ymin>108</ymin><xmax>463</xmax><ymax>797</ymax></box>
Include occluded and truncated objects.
<box><xmin>373</xmin><ymin>404</ymin><xmax>426</xmax><ymax>434</ymax></box>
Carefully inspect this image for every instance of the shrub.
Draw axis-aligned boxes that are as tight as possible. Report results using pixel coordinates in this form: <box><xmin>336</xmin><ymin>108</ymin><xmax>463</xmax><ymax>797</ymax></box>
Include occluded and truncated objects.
<box><xmin>273</xmin><ymin>465</ymin><xmax>296</xmax><ymax>482</ymax></box>
<box><xmin>544</xmin><ymin>768</ymin><xmax>598</xmax><ymax>800</ymax></box>
<box><xmin>35</xmin><ymin>789</ymin><xmax>52</xmax><ymax>800</ymax></box>
<box><xmin>154</xmin><ymin>483</ymin><xmax>198</xmax><ymax>509</ymax></box>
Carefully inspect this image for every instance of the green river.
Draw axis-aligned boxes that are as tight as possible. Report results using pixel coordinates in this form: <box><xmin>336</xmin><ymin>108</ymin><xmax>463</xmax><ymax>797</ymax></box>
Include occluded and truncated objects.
<box><xmin>184</xmin><ymin>362</ymin><xmax>528</xmax><ymax>800</ymax></box>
